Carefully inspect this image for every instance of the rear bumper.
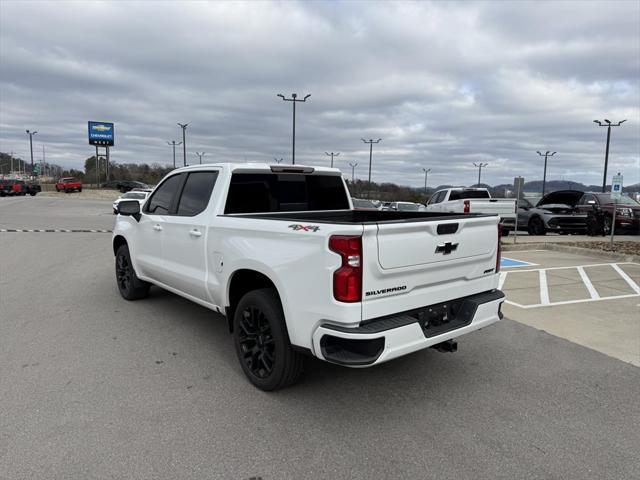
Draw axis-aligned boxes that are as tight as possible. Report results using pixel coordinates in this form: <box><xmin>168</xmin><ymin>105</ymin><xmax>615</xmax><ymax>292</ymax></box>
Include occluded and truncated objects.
<box><xmin>312</xmin><ymin>290</ymin><xmax>504</xmax><ymax>366</ymax></box>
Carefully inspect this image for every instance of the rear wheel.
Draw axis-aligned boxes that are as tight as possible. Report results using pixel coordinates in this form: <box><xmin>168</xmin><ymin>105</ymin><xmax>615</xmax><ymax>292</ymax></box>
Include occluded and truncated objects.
<box><xmin>528</xmin><ymin>217</ymin><xmax>546</xmax><ymax>236</ymax></box>
<box><xmin>603</xmin><ymin>216</ymin><xmax>612</xmax><ymax>235</ymax></box>
<box><xmin>78</xmin><ymin>188</ymin><xmax>82</xmax><ymax>192</ymax></box>
<box><xmin>233</xmin><ymin>288</ymin><xmax>304</xmax><ymax>391</ymax></box>
<box><xmin>115</xmin><ymin>244</ymin><xmax>150</xmax><ymax>300</ymax></box>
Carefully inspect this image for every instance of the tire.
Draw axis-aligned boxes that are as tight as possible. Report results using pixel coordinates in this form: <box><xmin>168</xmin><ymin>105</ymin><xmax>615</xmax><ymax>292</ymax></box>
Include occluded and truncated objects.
<box><xmin>603</xmin><ymin>216</ymin><xmax>612</xmax><ymax>235</ymax></box>
<box><xmin>527</xmin><ymin>217</ymin><xmax>546</xmax><ymax>236</ymax></box>
<box><xmin>78</xmin><ymin>188</ymin><xmax>82</xmax><ymax>192</ymax></box>
<box><xmin>29</xmin><ymin>192</ymin><xmax>36</xmax><ymax>196</ymax></box>
<box><xmin>115</xmin><ymin>244</ymin><xmax>150</xmax><ymax>300</ymax></box>
<box><xmin>233</xmin><ymin>288</ymin><xmax>304</xmax><ymax>391</ymax></box>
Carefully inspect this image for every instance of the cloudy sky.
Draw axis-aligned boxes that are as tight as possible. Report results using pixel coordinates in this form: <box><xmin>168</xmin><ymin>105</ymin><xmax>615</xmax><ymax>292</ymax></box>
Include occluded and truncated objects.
<box><xmin>1</xmin><ymin>0</ymin><xmax>638</xmax><ymax>187</ymax></box>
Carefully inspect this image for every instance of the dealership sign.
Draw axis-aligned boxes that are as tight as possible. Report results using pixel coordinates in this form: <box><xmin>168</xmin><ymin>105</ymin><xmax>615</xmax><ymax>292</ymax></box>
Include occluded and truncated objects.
<box><xmin>88</xmin><ymin>121</ymin><xmax>114</xmax><ymax>146</ymax></box>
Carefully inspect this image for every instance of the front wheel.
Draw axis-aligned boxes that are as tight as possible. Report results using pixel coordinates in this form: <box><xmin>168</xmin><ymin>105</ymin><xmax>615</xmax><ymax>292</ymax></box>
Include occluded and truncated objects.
<box><xmin>528</xmin><ymin>217</ymin><xmax>546</xmax><ymax>236</ymax></box>
<box><xmin>29</xmin><ymin>192</ymin><xmax>36</xmax><ymax>196</ymax></box>
<box><xmin>78</xmin><ymin>188</ymin><xmax>82</xmax><ymax>192</ymax></box>
<box><xmin>115</xmin><ymin>244</ymin><xmax>150</xmax><ymax>300</ymax></box>
<box><xmin>233</xmin><ymin>288</ymin><xmax>304</xmax><ymax>391</ymax></box>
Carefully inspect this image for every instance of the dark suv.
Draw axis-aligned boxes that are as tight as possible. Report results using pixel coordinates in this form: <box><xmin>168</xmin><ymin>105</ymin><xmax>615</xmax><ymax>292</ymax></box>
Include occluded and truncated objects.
<box><xmin>102</xmin><ymin>180</ymin><xmax>149</xmax><ymax>193</ymax></box>
<box><xmin>576</xmin><ymin>192</ymin><xmax>640</xmax><ymax>234</ymax></box>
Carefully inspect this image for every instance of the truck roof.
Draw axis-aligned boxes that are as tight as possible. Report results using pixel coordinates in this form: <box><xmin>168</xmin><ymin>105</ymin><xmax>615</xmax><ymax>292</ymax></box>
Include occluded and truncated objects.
<box><xmin>173</xmin><ymin>163</ymin><xmax>343</xmax><ymax>175</ymax></box>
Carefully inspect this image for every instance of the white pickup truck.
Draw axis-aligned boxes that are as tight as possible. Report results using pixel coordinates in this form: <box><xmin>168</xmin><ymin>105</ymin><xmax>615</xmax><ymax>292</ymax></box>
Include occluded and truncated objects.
<box><xmin>426</xmin><ymin>188</ymin><xmax>517</xmax><ymax>231</ymax></box>
<box><xmin>113</xmin><ymin>164</ymin><xmax>504</xmax><ymax>390</ymax></box>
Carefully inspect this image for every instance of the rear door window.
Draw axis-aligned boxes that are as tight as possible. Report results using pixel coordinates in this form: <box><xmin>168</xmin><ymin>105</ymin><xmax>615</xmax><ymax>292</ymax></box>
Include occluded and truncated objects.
<box><xmin>176</xmin><ymin>171</ymin><xmax>218</xmax><ymax>216</ymax></box>
<box><xmin>145</xmin><ymin>174</ymin><xmax>184</xmax><ymax>214</ymax></box>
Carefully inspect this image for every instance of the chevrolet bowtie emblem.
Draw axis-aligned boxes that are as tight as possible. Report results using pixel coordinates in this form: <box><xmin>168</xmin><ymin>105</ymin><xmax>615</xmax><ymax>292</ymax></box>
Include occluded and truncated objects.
<box><xmin>435</xmin><ymin>242</ymin><xmax>459</xmax><ymax>255</ymax></box>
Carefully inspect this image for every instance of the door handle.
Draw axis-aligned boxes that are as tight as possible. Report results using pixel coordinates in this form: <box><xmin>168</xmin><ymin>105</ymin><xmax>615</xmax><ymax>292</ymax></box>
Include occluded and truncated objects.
<box><xmin>189</xmin><ymin>229</ymin><xmax>202</xmax><ymax>237</ymax></box>
<box><xmin>153</xmin><ymin>224</ymin><xmax>163</xmax><ymax>232</ymax></box>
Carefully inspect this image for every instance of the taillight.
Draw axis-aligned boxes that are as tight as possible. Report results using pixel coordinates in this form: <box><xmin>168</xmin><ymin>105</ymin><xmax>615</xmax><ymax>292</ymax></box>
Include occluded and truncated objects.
<box><xmin>496</xmin><ymin>223</ymin><xmax>502</xmax><ymax>273</ymax></box>
<box><xmin>463</xmin><ymin>200</ymin><xmax>470</xmax><ymax>213</ymax></box>
<box><xmin>329</xmin><ymin>235</ymin><xmax>362</xmax><ymax>302</ymax></box>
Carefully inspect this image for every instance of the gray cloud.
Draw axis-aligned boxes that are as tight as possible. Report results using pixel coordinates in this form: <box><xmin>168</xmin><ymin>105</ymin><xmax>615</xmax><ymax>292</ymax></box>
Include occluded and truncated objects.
<box><xmin>0</xmin><ymin>0</ymin><xmax>638</xmax><ymax>188</ymax></box>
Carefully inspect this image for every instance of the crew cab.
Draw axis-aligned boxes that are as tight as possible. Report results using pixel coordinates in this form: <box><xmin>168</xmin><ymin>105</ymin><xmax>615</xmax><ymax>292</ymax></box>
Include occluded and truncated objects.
<box><xmin>426</xmin><ymin>188</ymin><xmax>517</xmax><ymax>231</ymax></box>
<box><xmin>55</xmin><ymin>177</ymin><xmax>82</xmax><ymax>193</ymax></box>
<box><xmin>113</xmin><ymin>164</ymin><xmax>504</xmax><ymax>390</ymax></box>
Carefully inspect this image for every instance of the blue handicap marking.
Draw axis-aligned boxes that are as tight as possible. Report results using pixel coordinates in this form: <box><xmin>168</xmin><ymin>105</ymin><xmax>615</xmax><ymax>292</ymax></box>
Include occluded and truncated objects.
<box><xmin>500</xmin><ymin>257</ymin><xmax>537</xmax><ymax>268</ymax></box>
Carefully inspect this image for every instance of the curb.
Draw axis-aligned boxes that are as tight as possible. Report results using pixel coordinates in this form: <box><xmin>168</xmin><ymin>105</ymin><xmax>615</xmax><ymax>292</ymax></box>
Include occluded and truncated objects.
<box><xmin>502</xmin><ymin>242</ymin><xmax>640</xmax><ymax>263</ymax></box>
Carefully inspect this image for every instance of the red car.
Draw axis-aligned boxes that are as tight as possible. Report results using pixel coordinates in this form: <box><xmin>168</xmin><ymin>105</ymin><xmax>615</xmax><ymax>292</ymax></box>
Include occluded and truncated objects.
<box><xmin>56</xmin><ymin>177</ymin><xmax>83</xmax><ymax>193</ymax></box>
<box><xmin>577</xmin><ymin>192</ymin><xmax>640</xmax><ymax>234</ymax></box>
<box><xmin>0</xmin><ymin>179</ymin><xmax>26</xmax><ymax>196</ymax></box>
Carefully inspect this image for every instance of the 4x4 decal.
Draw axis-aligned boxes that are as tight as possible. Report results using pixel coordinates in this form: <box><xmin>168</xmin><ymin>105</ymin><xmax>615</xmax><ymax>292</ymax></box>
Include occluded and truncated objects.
<box><xmin>288</xmin><ymin>224</ymin><xmax>320</xmax><ymax>232</ymax></box>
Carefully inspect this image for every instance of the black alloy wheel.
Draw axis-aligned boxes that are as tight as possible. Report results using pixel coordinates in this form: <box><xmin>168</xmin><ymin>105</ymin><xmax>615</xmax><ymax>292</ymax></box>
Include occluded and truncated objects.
<box><xmin>233</xmin><ymin>289</ymin><xmax>304</xmax><ymax>390</ymax></box>
<box><xmin>237</xmin><ymin>306</ymin><xmax>276</xmax><ymax>379</ymax></box>
<box><xmin>115</xmin><ymin>244</ymin><xmax>150</xmax><ymax>300</ymax></box>
<box><xmin>528</xmin><ymin>217</ymin><xmax>546</xmax><ymax>236</ymax></box>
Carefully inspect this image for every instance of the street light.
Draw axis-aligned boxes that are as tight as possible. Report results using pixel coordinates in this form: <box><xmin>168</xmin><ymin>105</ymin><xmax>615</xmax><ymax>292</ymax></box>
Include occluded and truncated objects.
<box><xmin>473</xmin><ymin>162</ymin><xmax>488</xmax><ymax>186</ymax></box>
<box><xmin>349</xmin><ymin>162</ymin><xmax>358</xmax><ymax>183</ymax></box>
<box><xmin>25</xmin><ymin>129</ymin><xmax>37</xmax><ymax>175</ymax></box>
<box><xmin>273</xmin><ymin>157</ymin><xmax>283</xmax><ymax>164</ymax></box>
<box><xmin>167</xmin><ymin>140</ymin><xmax>182</xmax><ymax>169</ymax></box>
<box><xmin>536</xmin><ymin>151</ymin><xmax>556</xmax><ymax>196</ymax></box>
<box><xmin>325</xmin><ymin>151</ymin><xmax>340</xmax><ymax>168</ymax></box>
<box><xmin>422</xmin><ymin>168</ymin><xmax>431</xmax><ymax>198</ymax></box>
<box><xmin>195</xmin><ymin>152</ymin><xmax>206</xmax><ymax>164</ymax></box>
<box><xmin>361</xmin><ymin>138</ymin><xmax>382</xmax><ymax>198</ymax></box>
<box><xmin>277</xmin><ymin>93</ymin><xmax>310</xmax><ymax>165</ymax></box>
<box><xmin>177</xmin><ymin>123</ymin><xmax>188</xmax><ymax>167</ymax></box>
<box><xmin>594</xmin><ymin>119</ymin><xmax>626</xmax><ymax>193</ymax></box>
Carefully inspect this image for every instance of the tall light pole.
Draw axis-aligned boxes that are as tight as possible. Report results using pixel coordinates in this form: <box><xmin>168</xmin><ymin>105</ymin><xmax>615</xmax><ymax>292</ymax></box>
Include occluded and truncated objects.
<box><xmin>473</xmin><ymin>162</ymin><xmax>488</xmax><ymax>186</ymax></box>
<box><xmin>594</xmin><ymin>119</ymin><xmax>626</xmax><ymax>193</ymax></box>
<box><xmin>25</xmin><ymin>129</ymin><xmax>37</xmax><ymax>175</ymax></box>
<box><xmin>325</xmin><ymin>151</ymin><xmax>340</xmax><ymax>168</ymax></box>
<box><xmin>167</xmin><ymin>140</ymin><xmax>182</xmax><ymax>169</ymax></box>
<box><xmin>536</xmin><ymin>150</ymin><xmax>556</xmax><ymax>196</ymax></box>
<box><xmin>177</xmin><ymin>123</ymin><xmax>188</xmax><ymax>167</ymax></box>
<box><xmin>277</xmin><ymin>93</ymin><xmax>310</xmax><ymax>165</ymax></box>
<box><xmin>274</xmin><ymin>157</ymin><xmax>283</xmax><ymax>164</ymax></box>
<box><xmin>195</xmin><ymin>152</ymin><xmax>206</xmax><ymax>164</ymax></box>
<box><xmin>422</xmin><ymin>168</ymin><xmax>431</xmax><ymax>198</ymax></box>
<box><xmin>361</xmin><ymin>138</ymin><xmax>381</xmax><ymax>198</ymax></box>
<box><xmin>349</xmin><ymin>162</ymin><xmax>358</xmax><ymax>183</ymax></box>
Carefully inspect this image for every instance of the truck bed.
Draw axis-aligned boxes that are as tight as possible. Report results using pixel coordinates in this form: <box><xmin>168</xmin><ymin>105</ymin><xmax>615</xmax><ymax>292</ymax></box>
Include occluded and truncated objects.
<box><xmin>226</xmin><ymin>210</ymin><xmax>491</xmax><ymax>224</ymax></box>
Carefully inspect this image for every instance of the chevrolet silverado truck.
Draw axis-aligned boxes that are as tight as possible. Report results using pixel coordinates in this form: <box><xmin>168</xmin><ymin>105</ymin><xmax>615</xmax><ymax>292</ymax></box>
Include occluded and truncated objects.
<box><xmin>55</xmin><ymin>177</ymin><xmax>82</xmax><ymax>193</ymax></box>
<box><xmin>426</xmin><ymin>188</ymin><xmax>517</xmax><ymax>232</ymax></box>
<box><xmin>113</xmin><ymin>164</ymin><xmax>504</xmax><ymax>390</ymax></box>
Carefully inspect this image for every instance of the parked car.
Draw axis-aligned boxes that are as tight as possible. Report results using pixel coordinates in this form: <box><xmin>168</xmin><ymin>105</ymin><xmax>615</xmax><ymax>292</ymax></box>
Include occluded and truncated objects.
<box><xmin>113</xmin><ymin>190</ymin><xmax>151</xmax><ymax>214</ymax></box>
<box><xmin>426</xmin><ymin>188</ymin><xmax>517</xmax><ymax>231</ymax></box>
<box><xmin>102</xmin><ymin>180</ymin><xmax>149</xmax><ymax>193</ymax></box>
<box><xmin>113</xmin><ymin>163</ymin><xmax>504</xmax><ymax>390</ymax></box>
<box><xmin>23</xmin><ymin>182</ymin><xmax>42</xmax><ymax>196</ymax></box>
<box><xmin>576</xmin><ymin>192</ymin><xmax>640</xmax><ymax>234</ymax></box>
<box><xmin>351</xmin><ymin>198</ymin><xmax>378</xmax><ymax>210</ymax></box>
<box><xmin>56</xmin><ymin>177</ymin><xmax>82</xmax><ymax>192</ymax></box>
<box><xmin>517</xmin><ymin>190</ymin><xmax>587</xmax><ymax>235</ymax></box>
<box><xmin>0</xmin><ymin>179</ymin><xmax>25</xmax><ymax>196</ymax></box>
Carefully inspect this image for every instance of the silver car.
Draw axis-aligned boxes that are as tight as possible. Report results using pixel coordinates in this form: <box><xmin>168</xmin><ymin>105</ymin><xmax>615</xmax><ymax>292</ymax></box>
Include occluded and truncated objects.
<box><xmin>517</xmin><ymin>190</ymin><xmax>588</xmax><ymax>235</ymax></box>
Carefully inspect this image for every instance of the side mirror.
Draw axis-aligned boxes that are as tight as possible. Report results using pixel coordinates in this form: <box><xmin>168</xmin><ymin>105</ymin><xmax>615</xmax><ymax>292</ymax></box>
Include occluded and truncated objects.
<box><xmin>587</xmin><ymin>200</ymin><xmax>596</xmax><ymax>205</ymax></box>
<box><xmin>118</xmin><ymin>200</ymin><xmax>141</xmax><ymax>221</ymax></box>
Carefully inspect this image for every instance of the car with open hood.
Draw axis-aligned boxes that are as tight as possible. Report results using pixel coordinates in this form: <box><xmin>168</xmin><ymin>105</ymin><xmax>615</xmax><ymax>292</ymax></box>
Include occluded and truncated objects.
<box><xmin>517</xmin><ymin>190</ymin><xmax>587</xmax><ymax>235</ymax></box>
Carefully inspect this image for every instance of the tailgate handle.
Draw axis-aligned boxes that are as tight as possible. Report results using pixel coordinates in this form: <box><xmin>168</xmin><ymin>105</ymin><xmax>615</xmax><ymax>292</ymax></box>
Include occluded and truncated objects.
<box><xmin>437</xmin><ymin>223</ymin><xmax>458</xmax><ymax>235</ymax></box>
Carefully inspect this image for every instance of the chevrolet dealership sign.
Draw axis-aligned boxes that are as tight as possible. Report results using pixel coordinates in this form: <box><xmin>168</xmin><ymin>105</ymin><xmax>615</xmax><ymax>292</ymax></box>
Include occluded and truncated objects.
<box><xmin>88</xmin><ymin>121</ymin><xmax>114</xmax><ymax>146</ymax></box>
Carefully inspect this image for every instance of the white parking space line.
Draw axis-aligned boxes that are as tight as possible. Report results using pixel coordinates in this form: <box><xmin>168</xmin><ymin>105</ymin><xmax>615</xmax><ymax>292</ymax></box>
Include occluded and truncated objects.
<box><xmin>503</xmin><ymin>262</ymin><xmax>640</xmax><ymax>309</ymax></box>
<box><xmin>611</xmin><ymin>264</ymin><xmax>640</xmax><ymax>294</ymax></box>
<box><xmin>539</xmin><ymin>270</ymin><xmax>550</xmax><ymax>305</ymax></box>
<box><xmin>577</xmin><ymin>266</ymin><xmax>600</xmax><ymax>300</ymax></box>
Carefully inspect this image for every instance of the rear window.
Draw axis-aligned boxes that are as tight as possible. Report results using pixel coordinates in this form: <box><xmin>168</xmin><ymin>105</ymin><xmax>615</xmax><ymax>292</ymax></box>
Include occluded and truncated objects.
<box><xmin>225</xmin><ymin>173</ymin><xmax>349</xmax><ymax>214</ymax></box>
<box><xmin>449</xmin><ymin>190</ymin><xmax>490</xmax><ymax>200</ymax></box>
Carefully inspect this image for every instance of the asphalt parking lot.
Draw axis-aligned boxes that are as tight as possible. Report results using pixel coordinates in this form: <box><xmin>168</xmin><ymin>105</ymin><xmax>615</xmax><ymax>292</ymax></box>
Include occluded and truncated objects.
<box><xmin>1</xmin><ymin>196</ymin><xmax>639</xmax><ymax>480</ymax></box>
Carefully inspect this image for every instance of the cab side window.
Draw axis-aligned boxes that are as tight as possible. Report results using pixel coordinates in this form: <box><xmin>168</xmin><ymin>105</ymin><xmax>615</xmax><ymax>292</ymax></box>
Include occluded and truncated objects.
<box><xmin>145</xmin><ymin>174</ymin><xmax>184</xmax><ymax>214</ymax></box>
<box><xmin>176</xmin><ymin>172</ymin><xmax>219</xmax><ymax>216</ymax></box>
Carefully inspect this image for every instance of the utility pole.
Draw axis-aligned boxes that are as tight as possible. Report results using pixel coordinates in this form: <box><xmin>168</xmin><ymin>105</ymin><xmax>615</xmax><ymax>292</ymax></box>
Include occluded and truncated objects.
<box><xmin>422</xmin><ymin>168</ymin><xmax>431</xmax><ymax>199</ymax></box>
<box><xmin>361</xmin><ymin>138</ymin><xmax>382</xmax><ymax>198</ymax></box>
<box><xmin>594</xmin><ymin>119</ymin><xmax>626</xmax><ymax>193</ymax></box>
<box><xmin>195</xmin><ymin>152</ymin><xmax>206</xmax><ymax>164</ymax></box>
<box><xmin>167</xmin><ymin>140</ymin><xmax>181</xmax><ymax>169</ymax></box>
<box><xmin>42</xmin><ymin>144</ymin><xmax>45</xmax><ymax>179</ymax></box>
<box><xmin>26</xmin><ymin>129</ymin><xmax>37</xmax><ymax>176</ymax></box>
<box><xmin>536</xmin><ymin>151</ymin><xmax>556</xmax><ymax>196</ymax></box>
<box><xmin>274</xmin><ymin>157</ymin><xmax>283</xmax><ymax>164</ymax></box>
<box><xmin>349</xmin><ymin>162</ymin><xmax>358</xmax><ymax>183</ymax></box>
<box><xmin>177</xmin><ymin>123</ymin><xmax>188</xmax><ymax>167</ymax></box>
<box><xmin>473</xmin><ymin>162</ymin><xmax>488</xmax><ymax>186</ymax></box>
<box><xmin>277</xmin><ymin>93</ymin><xmax>311</xmax><ymax>164</ymax></box>
<box><xmin>10</xmin><ymin>151</ymin><xmax>13</xmax><ymax>174</ymax></box>
<box><xmin>325</xmin><ymin>151</ymin><xmax>340</xmax><ymax>168</ymax></box>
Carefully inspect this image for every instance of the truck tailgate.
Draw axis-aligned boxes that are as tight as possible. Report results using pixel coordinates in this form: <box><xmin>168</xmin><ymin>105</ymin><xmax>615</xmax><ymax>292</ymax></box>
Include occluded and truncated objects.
<box><xmin>361</xmin><ymin>215</ymin><xmax>500</xmax><ymax>320</ymax></box>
